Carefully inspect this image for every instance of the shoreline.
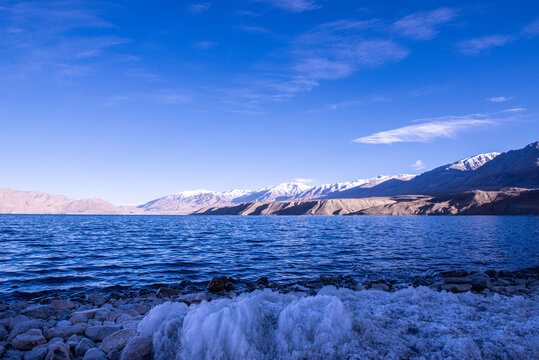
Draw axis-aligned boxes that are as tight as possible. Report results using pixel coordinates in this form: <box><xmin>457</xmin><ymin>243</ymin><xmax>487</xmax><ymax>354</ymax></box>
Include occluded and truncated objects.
<box><xmin>1</xmin><ymin>267</ymin><xmax>538</xmax><ymax>359</ymax></box>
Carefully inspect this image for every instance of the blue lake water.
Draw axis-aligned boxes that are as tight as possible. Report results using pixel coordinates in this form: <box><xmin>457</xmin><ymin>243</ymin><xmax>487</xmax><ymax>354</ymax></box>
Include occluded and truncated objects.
<box><xmin>0</xmin><ymin>215</ymin><xmax>537</xmax><ymax>296</ymax></box>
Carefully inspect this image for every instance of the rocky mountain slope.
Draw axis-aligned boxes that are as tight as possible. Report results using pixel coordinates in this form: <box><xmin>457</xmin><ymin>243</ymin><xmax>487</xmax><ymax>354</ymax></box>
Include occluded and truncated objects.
<box><xmin>195</xmin><ymin>188</ymin><xmax>539</xmax><ymax>216</ymax></box>
<box><xmin>0</xmin><ymin>188</ymin><xmax>125</xmax><ymax>214</ymax></box>
<box><xmin>326</xmin><ymin>141</ymin><xmax>538</xmax><ymax>199</ymax></box>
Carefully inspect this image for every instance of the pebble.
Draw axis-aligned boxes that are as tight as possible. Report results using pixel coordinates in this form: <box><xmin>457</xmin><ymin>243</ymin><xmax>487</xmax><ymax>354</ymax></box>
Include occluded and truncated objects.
<box><xmin>119</xmin><ymin>336</ymin><xmax>152</xmax><ymax>360</ymax></box>
<box><xmin>21</xmin><ymin>305</ymin><xmax>55</xmax><ymax>320</ymax></box>
<box><xmin>50</xmin><ymin>300</ymin><xmax>74</xmax><ymax>311</ymax></box>
<box><xmin>9</xmin><ymin>320</ymin><xmax>45</xmax><ymax>341</ymax></box>
<box><xmin>45</xmin><ymin>323</ymin><xmax>88</xmax><ymax>339</ymax></box>
<box><xmin>9</xmin><ymin>315</ymin><xmax>31</xmax><ymax>330</ymax></box>
<box><xmin>83</xmin><ymin>348</ymin><xmax>107</xmax><ymax>360</ymax></box>
<box><xmin>11</xmin><ymin>329</ymin><xmax>47</xmax><ymax>350</ymax></box>
<box><xmin>208</xmin><ymin>276</ymin><xmax>229</xmax><ymax>292</ymax></box>
<box><xmin>440</xmin><ymin>269</ymin><xmax>469</xmax><ymax>277</ymax></box>
<box><xmin>88</xmin><ymin>293</ymin><xmax>106</xmax><ymax>307</ymax></box>
<box><xmin>23</xmin><ymin>344</ymin><xmax>47</xmax><ymax>360</ymax></box>
<box><xmin>156</xmin><ymin>287</ymin><xmax>180</xmax><ymax>298</ymax></box>
<box><xmin>85</xmin><ymin>325</ymin><xmax>122</xmax><ymax>341</ymax></box>
<box><xmin>99</xmin><ymin>329</ymin><xmax>136</xmax><ymax>354</ymax></box>
<box><xmin>75</xmin><ymin>337</ymin><xmax>96</xmax><ymax>357</ymax></box>
<box><xmin>45</xmin><ymin>341</ymin><xmax>70</xmax><ymax>360</ymax></box>
<box><xmin>442</xmin><ymin>283</ymin><xmax>473</xmax><ymax>293</ymax></box>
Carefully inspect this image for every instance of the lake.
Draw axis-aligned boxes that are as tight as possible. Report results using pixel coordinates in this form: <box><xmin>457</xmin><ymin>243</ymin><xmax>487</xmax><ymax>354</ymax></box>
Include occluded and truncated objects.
<box><xmin>1</xmin><ymin>214</ymin><xmax>537</xmax><ymax>297</ymax></box>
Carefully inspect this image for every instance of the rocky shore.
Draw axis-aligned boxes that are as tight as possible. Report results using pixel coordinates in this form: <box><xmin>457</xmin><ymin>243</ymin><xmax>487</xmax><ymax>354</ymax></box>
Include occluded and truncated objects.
<box><xmin>0</xmin><ymin>267</ymin><xmax>537</xmax><ymax>360</ymax></box>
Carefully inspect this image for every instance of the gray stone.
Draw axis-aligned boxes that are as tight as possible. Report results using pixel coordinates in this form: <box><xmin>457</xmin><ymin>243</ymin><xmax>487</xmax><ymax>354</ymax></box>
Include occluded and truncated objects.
<box><xmin>156</xmin><ymin>287</ymin><xmax>180</xmax><ymax>298</ymax></box>
<box><xmin>370</xmin><ymin>283</ymin><xmax>390</xmax><ymax>291</ymax></box>
<box><xmin>107</xmin><ymin>349</ymin><xmax>121</xmax><ymax>360</ymax></box>
<box><xmin>443</xmin><ymin>277</ymin><xmax>472</xmax><ymax>284</ymax></box>
<box><xmin>0</xmin><ymin>324</ymin><xmax>7</xmax><ymax>340</ymax></box>
<box><xmin>1</xmin><ymin>309</ymin><xmax>17</xmax><ymax>320</ymax></box>
<box><xmin>75</xmin><ymin>338</ymin><xmax>96</xmax><ymax>357</ymax></box>
<box><xmin>45</xmin><ymin>323</ymin><xmax>88</xmax><ymax>339</ymax></box>
<box><xmin>45</xmin><ymin>341</ymin><xmax>70</xmax><ymax>360</ymax></box>
<box><xmin>69</xmin><ymin>312</ymin><xmax>88</xmax><ymax>324</ymax></box>
<box><xmin>4</xmin><ymin>348</ymin><xmax>25</xmax><ymax>360</ymax></box>
<box><xmin>82</xmin><ymin>348</ymin><xmax>107</xmax><ymax>360</ymax></box>
<box><xmin>440</xmin><ymin>269</ymin><xmax>468</xmax><ymax>277</ymax></box>
<box><xmin>85</xmin><ymin>325</ymin><xmax>122</xmax><ymax>342</ymax></box>
<box><xmin>66</xmin><ymin>334</ymin><xmax>82</xmax><ymax>353</ymax></box>
<box><xmin>21</xmin><ymin>305</ymin><xmax>56</xmax><ymax>320</ymax></box>
<box><xmin>470</xmin><ymin>272</ymin><xmax>493</xmax><ymax>291</ymax></box>
<box><xmin>442</xmin><ymin>283</ymin><xmax>472</xmax><ymax>293</ymax></box>
<box><xmin>21</xmin><ymin>323</ymin><xmax>47</xmax><ymax>339</ymax></box>
<box><xmin>50</xmin><ymin>300</ymin><xmax>74</xmax><ymax>311</ymax></box>
<box><xmin>56</xmin><ymin>320</ymin><xmax>71</xmax><ymax>327</ymax></box>
<box><xmin>10</xmin><ymin>302</ymin><xmax>28</xmax><ymax>313</ymax></box>
<box><xmin>11</xmin><ymin>329</ymin><xmax>47</xmax><ymax>350</ymax></box>
<box><xmin>0</xmin><ymin>344</ymin><xmax>5</xmax><ymax>357</ymax></box>
<box><xmin>9</xmin><ymin>315</ymin><xmax>31</xmax><ymax>330</ymax></box>
<box><xmin>24</xmin><ymin>344</ymin><xmax>48</xmax><ymax>360</ymax></box>
<box><xmin>115</xmin><ymin>314</ymin><xmax>132</xmax><ymax>324</ymax></box>
<box><xmin>87</xmin><ymin>294</ymin><xmax>106</xmax><ymax>307</ymax></box>
<box><xmin>119</xmin><ymin>336</ymin><xmax>152</xmax><ymax>360</ymax></box>
<box><xmin>88</xmin><ymin>319</ymin><xmax>102</xmax><ymax>326</ymax></box>
<box><xmin>208</xmin><ymin>276</ymin><xmax>228</xmax><ymax>293</ymax></box>
<box><xmin>99</xmin><ymin>329</ymin><xmax>136</xmax><ymax>354</ymax></box>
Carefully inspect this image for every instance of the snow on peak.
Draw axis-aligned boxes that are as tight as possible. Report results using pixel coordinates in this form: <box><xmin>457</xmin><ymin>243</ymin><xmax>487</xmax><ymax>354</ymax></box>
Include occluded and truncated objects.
<box><xmin>261</xmin><ymin>182</ymin><xmax>313</xmax><ymax>194</ymax></box>
<box><xmin>173</xmin><ymin>189</ymin><xmax>214</xmax><ymax>197</ymax></box>
<box><xmin>447</xmin><ymin>152</ymin><xmax>501</xmax><ymax>171</ymax></box>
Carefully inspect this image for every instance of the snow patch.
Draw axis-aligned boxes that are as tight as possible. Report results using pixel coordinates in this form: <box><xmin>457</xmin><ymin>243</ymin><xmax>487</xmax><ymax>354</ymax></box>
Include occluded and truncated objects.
<box><xmin>141</xmin><ymin>287</ymin><xmax>538</xmax><ymax>360</ymax></box>
<box><xmin>447</xmin><ymin>152</ymin><xmax>501</xmax><ymax>171</ymax></box>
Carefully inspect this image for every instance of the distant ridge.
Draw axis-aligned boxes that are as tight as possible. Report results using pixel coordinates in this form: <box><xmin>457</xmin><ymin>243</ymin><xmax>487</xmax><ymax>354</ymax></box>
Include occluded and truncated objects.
<box><xmin>0</xmin><ymin>188</ymin><xmax>125</xmax><ymax>215</ymax></box>
<box><xmin>0</xmin><ymin>141</ymin><xmax>537</xmax><ymax>215</ymax></box>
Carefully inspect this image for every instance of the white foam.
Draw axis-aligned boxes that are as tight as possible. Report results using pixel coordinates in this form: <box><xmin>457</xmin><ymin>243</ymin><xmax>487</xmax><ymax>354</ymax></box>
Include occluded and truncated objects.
<box><xmin>140</xmin><ymin>287</ymin><xmax>539</xmax><ymax>359</ymax></box>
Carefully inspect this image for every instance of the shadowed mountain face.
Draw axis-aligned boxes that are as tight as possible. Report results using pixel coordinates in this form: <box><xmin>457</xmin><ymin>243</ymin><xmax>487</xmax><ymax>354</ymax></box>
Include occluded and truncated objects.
<box><xmin>195</xmin><ymin>188</ymin><xmax>539</xmax><ymax>216</ymax></box>
<box><xmin>0</xmin><ymin>188</ymin><xmax>125</xmax><ymax>214</ymax></box>
<box><xmin>326</xmin><ymin>141</ymin><xmax>538</xmax><ymax>199</ymax></box>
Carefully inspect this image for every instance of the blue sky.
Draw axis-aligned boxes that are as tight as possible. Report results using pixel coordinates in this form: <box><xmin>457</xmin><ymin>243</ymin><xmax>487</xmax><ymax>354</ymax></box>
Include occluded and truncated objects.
<box><xmin>1</xmin><ymin>0</ymin><xmax>538</xmax><ymax>205</ymax></box>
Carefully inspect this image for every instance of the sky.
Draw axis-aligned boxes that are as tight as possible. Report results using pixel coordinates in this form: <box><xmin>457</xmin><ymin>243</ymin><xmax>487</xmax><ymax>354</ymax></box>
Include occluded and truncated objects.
<box><xmin>0</xmin><ymin>0</ymin><xmax>538</xmax><ymax>205</ymax></box>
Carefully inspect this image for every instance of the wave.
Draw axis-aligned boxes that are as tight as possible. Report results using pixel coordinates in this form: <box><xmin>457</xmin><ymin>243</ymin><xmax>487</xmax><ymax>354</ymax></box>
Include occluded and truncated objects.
<box><xmin>138</xmin><ymin>286</ymin><xmax>538</xmax><ymax>359</ymax></box>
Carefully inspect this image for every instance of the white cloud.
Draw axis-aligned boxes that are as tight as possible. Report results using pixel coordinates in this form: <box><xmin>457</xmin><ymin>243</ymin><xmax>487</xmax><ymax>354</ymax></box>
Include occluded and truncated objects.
<box><xmin>259</xmin><ymin>0</ymin><xmax>320</xmax><ymax>12</ymax></box>
<box><xmin>456</xmin><ymin>35</ymin><xmax>513</xmax><ymax>55</ymax></box>
<box><xmin>188</xmin><ymin>2</ymin><xmax>211</xmax><ymax>14</ymax></box>
<box><xmin>411</xmin><ymin>160</ymin><xmax>425</xmax><ymax>170</ymax></box>
<box><xmin>354</xmin><ymin>115</ymin><xmax>494</xmax><ymax>144</ymax></box>
<box><xmin>394</xmin><ymin>8</ymin><xmax>457</xmax><ymax>40</ymax></box>
<box><xmin>293</xmin><ymin>178</ymin><xmax>313</xmax><ymax>184</ymax></box>
<box><xmin>486</xmin><ymin>96</ymin><xmax>511</xmax><ymax>102</ymax></box>
<box><xmin>501</xmin><ymin>107</ymin><xmax>526</xmax><ymax>112</ymax></box>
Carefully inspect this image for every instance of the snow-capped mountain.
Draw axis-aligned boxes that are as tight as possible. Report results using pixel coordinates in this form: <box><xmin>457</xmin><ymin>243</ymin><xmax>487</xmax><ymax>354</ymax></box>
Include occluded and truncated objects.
<box><xmin>138</xmin><ymin>144</ymin><xmax>539</xmax><ymax>214</ymax></box>
<box><xmin>292</xmin><ymin>175</ymin><xmax>416</xmax><ymax>200</ymax></box>
<box><xmin>446</xmin><ymin>152</ymin><xmax>501</xmax><ymax>171</ymax></box>
<box><xmin>138</xmin><ymin>177</ymin><xmax>415</xmax><ymax>214</ymax></box>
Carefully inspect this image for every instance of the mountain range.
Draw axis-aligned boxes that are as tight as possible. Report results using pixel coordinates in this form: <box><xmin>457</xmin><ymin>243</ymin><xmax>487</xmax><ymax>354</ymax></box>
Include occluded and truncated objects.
<box><xmin>1</xmin><ymin>141</ymin><xmax>537</xmax><ymax>215</ymax></box>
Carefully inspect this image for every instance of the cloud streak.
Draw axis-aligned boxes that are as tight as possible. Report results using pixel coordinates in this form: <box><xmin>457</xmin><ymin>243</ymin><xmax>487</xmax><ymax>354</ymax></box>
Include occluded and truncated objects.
<box><xmin>354</xmin><ymin>115</ymin><xmax>495</xmax><ymax>144</ymax></box>
<box><xmin>393</xmin><ymin>8</ymin><xmax>457</xmax><ymax>40</ymax></box>
<box><xmin>259</xmin><ymin>0</ymin><xmax>320</xmax><ymax>12</ymax></box>
<box><xmin>456</xmin><ymin>35</ymin><xmax>513</xmax><ymax>55</ymax></box>
<box><xmin>486</xmin><ymin>96</ymin><xmax>511</xmax><ymax>102</ymax></box>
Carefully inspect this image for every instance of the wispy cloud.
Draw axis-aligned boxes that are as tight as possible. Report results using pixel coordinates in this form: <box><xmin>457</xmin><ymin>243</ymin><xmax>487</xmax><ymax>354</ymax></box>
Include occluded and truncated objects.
<box><xmin>523</xmin><ymin>19</ymin><xmax>539</xmax><ymax>35</ymax></box>
<box><xmin>354</xmin><ymin>114</ymin><xmax>495</xmax><ymax>144</ymax></box>
<box><xmin>293</xmin><ymin>178</ymin><xmax>313</xmax><ymax>184</ymax></box>
<box><xmin>258</xmin><ymin>0</ymin><xmax>320</xmax><ymax>12</ymax></box>
<box><xmin>99</xmin><ymin>92</ymin><xmax>191</xmax><ymax>108</ymax></box>
<box><xmin>188</xmin><ymin>2</ymin><xmax>211</xmax><ymax>14</ymax></box>
<box><xmin>238</xmin><ymin>25</ymin><xmax>271</xmax><ymax>34</ymax></box>
<box><xmin>0</xmin><ymin>1</ymin><xmax>127</xmax><ymax>80</ymax></box>
<box><xmin>456</xmin><ymin>35</ymin><xmax>513</xmax><ymax>55</ymax></box>
<box><xmin>486</xmin><ymin>96</ymin><xmax>511</xmax><ymax>102</ymax></box>
<box><xmin>411</xmin><ymin>160</ymin><xmax>425</xmax><ymax>170</ymax></box>
<box><xmin>236</xmin><ymin>20</ymin><xmax>408</xmax><ymax>104</ymax></box>
<box><xmin>501</xmin><ymin>107</ymin><xmax>526</xmax><ymax>112</ymax></box>
<box><xmin>393</xmin><ymin>8</ymin><xmax>457</xmax><ymax>40</ymax></box>
<box><xmin>193</xmin><ymin>41</ymin><xmax>217</xmax><ymax>50</ymax></box>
